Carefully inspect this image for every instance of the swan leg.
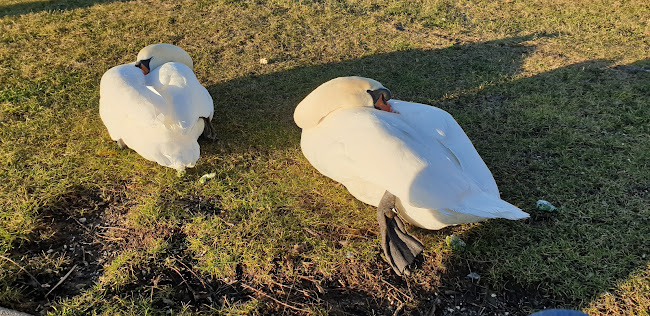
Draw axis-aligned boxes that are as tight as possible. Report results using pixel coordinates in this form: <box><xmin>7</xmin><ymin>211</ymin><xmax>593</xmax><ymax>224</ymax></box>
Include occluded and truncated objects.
<box><xmin>116</xmin><ymin>139</ymin><xmax>128</xmax><ymax>149</ymax></box>
<box><xmin>201</xmin><ymin>117</ymin><xmax>217</xmax><ymax>141</ymax></box>
<box><xmin>377</xmin><ymin>191</ymin><xmax>424</xmax><ymax>276</ymax></box>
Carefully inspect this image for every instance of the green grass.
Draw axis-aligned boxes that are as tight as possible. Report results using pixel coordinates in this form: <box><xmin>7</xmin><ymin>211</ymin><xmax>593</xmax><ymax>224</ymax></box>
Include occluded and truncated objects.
<box><xmin>1</xmin><ymin>0</ymin><xmax>649</xmax><ymax>314</ymax></box>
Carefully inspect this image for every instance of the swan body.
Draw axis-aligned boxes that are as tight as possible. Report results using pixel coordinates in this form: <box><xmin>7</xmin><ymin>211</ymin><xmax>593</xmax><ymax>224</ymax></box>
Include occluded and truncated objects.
<box><xmin>99</xmin><ymin>44</ymin><xmax>214</xmax><ymax>171</ymax></box>
<box><xmin>295</xmin><ymin>77</ymin><xmax>528</xmax><ymax>274</ymax></box>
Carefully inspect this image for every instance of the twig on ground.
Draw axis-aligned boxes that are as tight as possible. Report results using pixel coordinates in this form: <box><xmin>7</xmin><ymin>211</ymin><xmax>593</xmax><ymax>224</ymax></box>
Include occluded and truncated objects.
<box><xmin>241</xmin><ymin>283</ymin><xmax>311</xmax><ymax>313</ymax></box>
<box><xmin>96</xmin><ymin>233</ymin><xmax>124</xmax><ymax>241</ymax></box>
<box><xmin>216</xmin><ymin>216</ymin><xmax>235</xmax><ymax>227</ymax></box>
<box><xmin>70</xmin><ymin>217</ymin><xmax>91</xmax><ymax>232</ymax></box>
<box><xmin>169</xmin><ymin>265</ymin><xmax>195</xmax><ymax>298</ymax></box>
<box><xmin>303</xmin><ymin>227</ymin><xmax>320</xmax><ymax>237</ymax></box>
<box><xmin>0</xmin><ymin>255</ymin><xmax>44</xmax><ymax>292</ymax></box>
<box><xmin>393</xmin><ymin>302</ymin><xmax>405</xmax><ymax>316</ymax></box>
<box><xmin>287</xmin><ymin>274</ymin><xmax>323</xmax><ymax>303</ymax></box>
<box><xmin>46</xmin><ymin>264</ymin><xmax>77</xmax><ymax>297</ymax></box>
<box><xmin>175</xmin><ymin>256</ymin><xmax>207</xmax><ymax>289</ymax></box>
<box><xmin>342</xmin><ymin>233</ymin><xmax>371</xmax><ymax>240</ymax></box>
<box><xmin>96</xmin><ymin>226</ymin><xmax>129</xmax><ymax>231</ymax></box>
<box><xmin>380</xmin><ymin>278</ymin><xmax>411</xmax><ymax>301</ymax></box>
<box><xmin>297</xmin><ymin>275</ymin><xmax>325</xmax><ymax>294</ymax></box>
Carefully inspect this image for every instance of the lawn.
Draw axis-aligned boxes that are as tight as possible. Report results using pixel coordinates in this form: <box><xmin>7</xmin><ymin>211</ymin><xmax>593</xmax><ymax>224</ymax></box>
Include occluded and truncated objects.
<box><xmin>0</xmin><ymin>0</ymin><xmax>648</xmax><ymax>315</ymax></box>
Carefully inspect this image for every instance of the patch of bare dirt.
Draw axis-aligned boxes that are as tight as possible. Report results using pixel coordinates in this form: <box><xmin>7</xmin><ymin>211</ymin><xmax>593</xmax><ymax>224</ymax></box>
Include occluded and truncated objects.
<box><xmin>8</xmin><ymin>186</ymin><xmax>112</xmax><ymax>313</ymax></box>
<box><xmin>5</xmin><ymin>189</ymin><xmax>554</xmax><ymax>315</ymax></box>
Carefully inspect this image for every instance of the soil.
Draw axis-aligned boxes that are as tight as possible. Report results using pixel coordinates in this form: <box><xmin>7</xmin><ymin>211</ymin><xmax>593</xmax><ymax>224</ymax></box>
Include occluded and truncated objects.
<box><xmin>4</xmin><ymin>189</ymin><xmax>556</xmax><ymax>315</ymax></box>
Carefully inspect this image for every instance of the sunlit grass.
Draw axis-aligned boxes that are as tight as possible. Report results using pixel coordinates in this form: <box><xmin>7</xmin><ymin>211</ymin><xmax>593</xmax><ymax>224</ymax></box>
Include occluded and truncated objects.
<box><xmin>0</xmin><ymin>0</ymin><xmax>648</xmax><ymax>314</ymax></box>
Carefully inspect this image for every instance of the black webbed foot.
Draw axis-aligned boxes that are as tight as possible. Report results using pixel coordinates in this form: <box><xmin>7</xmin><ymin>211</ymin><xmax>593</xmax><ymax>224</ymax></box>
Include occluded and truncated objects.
<box><xmin>201</xmin><ymin>117</ymin><xmax>218</xmax><ymax>141</ymax></box>
<box><xmin>377</xmin><ymin>191</ymin><xmax>424</xmax><ymax>276</ymax></box>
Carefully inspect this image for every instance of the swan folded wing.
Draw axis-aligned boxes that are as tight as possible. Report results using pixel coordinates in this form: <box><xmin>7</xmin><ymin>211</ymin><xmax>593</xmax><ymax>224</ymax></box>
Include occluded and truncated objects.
<box><xmin>148</xmin><ymin>62</ymin><xmax>214</xmax><ymax>132</ymax></box>
<box><xmin>389</xmin><ymin>100</ymin><xmax>528</xmax><ymax>219</ymax></box>
<box><xmin>302</xmin><ymin>108</ymin><xmax>472</xmax><ymax>210</ymax></box>
<box><xmin>389</xmin><ymin>100</ymin><xmax>501</xmax><ymax>198</ymax></box>
<box><xmin>100</xmin><ymin>64</ymin><xmax>167</xmax><ymax>128</ymax></box>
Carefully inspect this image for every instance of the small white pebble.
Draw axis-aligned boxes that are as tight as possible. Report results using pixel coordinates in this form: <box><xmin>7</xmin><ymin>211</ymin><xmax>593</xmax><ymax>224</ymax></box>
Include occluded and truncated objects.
<box><xmin>491</xmin><ymin>293</ymin><xmax>497</xmax><ymax>298</ymax></box>
<box><xmin>46</xmin><ymin>249</ymin><xmax>54</xmax><ymax>254</ymax></box>
<box><xmin>79</xmin><ymin>217</ymin><xmax>87</xmax><ymax>223</ymax></box>
<box><xmin>259</xmin><ymin>58</ymin><xmax>268</xmax><ymax>64</ymax></box>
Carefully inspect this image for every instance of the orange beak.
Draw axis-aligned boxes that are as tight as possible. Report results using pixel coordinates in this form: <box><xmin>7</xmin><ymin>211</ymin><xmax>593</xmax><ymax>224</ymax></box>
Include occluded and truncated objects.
<box><xmin>139</xmin><ymin>64</ymin><xmax>150</xmax><ymax>75</ymax></box>
<box><xmin>374</xmin><ymin>94</ymin><xmax>392</xmax><ymax>112</ymax></box>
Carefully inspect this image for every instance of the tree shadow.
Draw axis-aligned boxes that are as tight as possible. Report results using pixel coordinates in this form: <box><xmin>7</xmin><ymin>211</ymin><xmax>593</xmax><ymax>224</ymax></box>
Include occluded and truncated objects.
<box><xmin>411</xmin><ymin>58</ymin><xmax>648</xmax><ymax>313</ymax></box>
<box><xmin>1</xmin><ymin>185</ymin><xmax>109</xmax><ymax>313</ymax></box>
<box><xmin>201</xmin><ymin>34</ymin><xmax>538</xmax><ymax>155</ymax></box>
<box><xmin>6</xmin><ymin>34</ymin><xmax>647</xmax><ymax>314</ymax></box>
<box><xmin>200</xmin><ymin>34</ymin><xmax>648</xmax><ymax>313</ymax></box>
<box><xmin>0</xmin><ymin>0</ymin><xmax>125</xmax><ymax>18</ymax></box>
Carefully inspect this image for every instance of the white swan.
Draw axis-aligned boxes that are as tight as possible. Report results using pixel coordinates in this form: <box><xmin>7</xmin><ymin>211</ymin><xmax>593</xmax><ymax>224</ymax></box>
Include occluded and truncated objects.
<box><xmin>99</xmin><ymin>43</ymin><xmax>215</xmax><ymax>171</ymax></box>
<box><xmin>294</xmin><ymin>76</ymin><xmax>529</xmax><ymax>275</ymax></box>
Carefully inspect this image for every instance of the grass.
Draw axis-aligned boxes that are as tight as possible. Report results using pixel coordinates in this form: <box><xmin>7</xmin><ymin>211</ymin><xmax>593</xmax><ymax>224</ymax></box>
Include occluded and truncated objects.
<box><xmin>0</xmin><ymin>0</ymin><xmax>648</xmax><ymax>314</ymax></box>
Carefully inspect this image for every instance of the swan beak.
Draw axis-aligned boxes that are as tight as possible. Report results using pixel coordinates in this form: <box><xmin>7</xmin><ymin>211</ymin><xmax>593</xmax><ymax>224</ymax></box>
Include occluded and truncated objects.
<box><xmin>134</xmin><ymin>58</ymin><xmax>151</xmax><ymax>75</ymax></box>
<box><xmin>138</xmin><ymin>64</ymin><xmax>150</xmax><ymax>75</ymax></box>
<box><xmin>374</xmin><ymin>94</ymin><xmax>392</xmax><ymax>112</ymax></box>
<box><xmin>368</xmin><ymin>88</ymin><xmax>393</xmax><ymax>112</ymax></box>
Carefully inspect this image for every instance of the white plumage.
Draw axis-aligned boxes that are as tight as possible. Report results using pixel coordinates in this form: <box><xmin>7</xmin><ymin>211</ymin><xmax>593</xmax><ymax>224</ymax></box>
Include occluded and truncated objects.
<box><xmin>99</xmin><ymin>44</ymin><xmax>214</xmax><ymax>171</ymax></box>
<box><xmin>296</xmin><ymin>76</ymin><xmax>528</xmax><ymax>231</ymax></box>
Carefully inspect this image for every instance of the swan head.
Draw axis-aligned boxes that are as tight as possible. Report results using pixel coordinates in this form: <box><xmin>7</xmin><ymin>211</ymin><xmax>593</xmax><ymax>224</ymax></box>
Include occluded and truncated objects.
<box><xmin>294</xmin><ymin>76</ymin><xmax>393</xmax><ymax>129</ymax></box>
<box><xmin>135</xmin><ymin>43</ymin><xmax>194</xmax><ymax>75</ymax></box>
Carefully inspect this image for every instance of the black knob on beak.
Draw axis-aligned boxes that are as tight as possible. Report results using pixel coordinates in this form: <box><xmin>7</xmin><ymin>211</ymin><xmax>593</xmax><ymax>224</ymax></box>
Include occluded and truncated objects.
<box><xmin>367</xmin><ymin>88</ymin><xmax>392</xmax><ymax>110</ymax></box>
<box><xmin>135</xmin><ymin>58</ymin><xmax>152</xmax><ymax>75</ymax></box>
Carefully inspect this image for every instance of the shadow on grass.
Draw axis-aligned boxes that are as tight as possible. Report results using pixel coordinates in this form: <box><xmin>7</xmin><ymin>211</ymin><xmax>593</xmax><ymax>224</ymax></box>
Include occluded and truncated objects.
<box><xmin>0</xmin><ymin>0</ymin><xmax>125</xmax><ymax>17</ymax></box>
<box><xmin>4</xmin><ymin>35</ymin><xmax>647</xmax><ymax>314</ymax></box>
<box><xmin>406</xmin><ymin>59</ymin><xmax>647</xmax><ymax>313</ymax></box>
<box><xmin>201</xmin><ymin>35</ymin><xmax>538</xmax><ymax>155</ymax></box>
<box><xmin>198</xmin><ymin>35</ymin><xmax>648</xmax><ymax>313</ymax></box>
<box><xmin>2</xmin><ymin>185</ymin><xmax>108</xmax><ymax>312</ymax></box>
